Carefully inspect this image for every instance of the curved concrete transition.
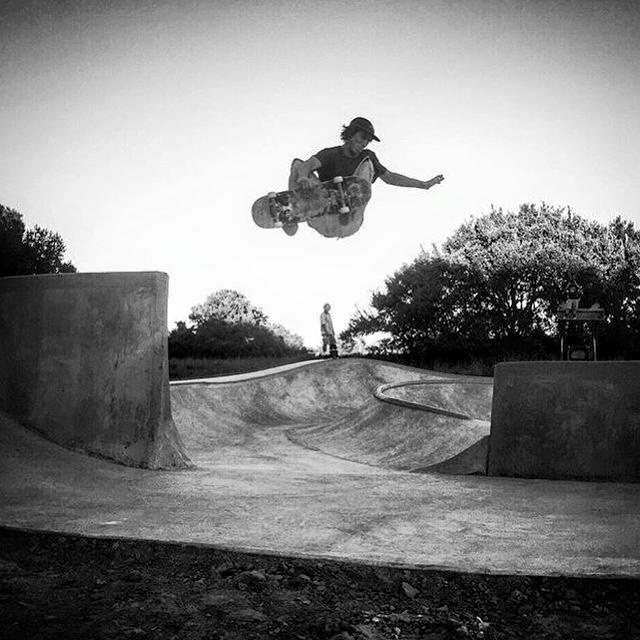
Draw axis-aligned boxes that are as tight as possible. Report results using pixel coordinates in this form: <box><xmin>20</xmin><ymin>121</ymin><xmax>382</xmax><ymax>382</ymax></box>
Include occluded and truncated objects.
<box><xmin>2</xmin><ymin>357</ymin><xmax>640</xmax><ymax>578</ymax></box>
<box><xmin>0</xmin><ymin>272</ymin><xmax>190</xmax><ymax>470</ymax></box>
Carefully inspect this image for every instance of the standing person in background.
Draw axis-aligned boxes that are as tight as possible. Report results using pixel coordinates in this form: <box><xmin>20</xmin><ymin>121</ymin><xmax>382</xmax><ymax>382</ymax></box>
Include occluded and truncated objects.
<box><xmin>320</xmin><ymin>303</ymin><xmax>338</xmax><ymax>358</ymax></box>
<box><xmin>565</xmin><ymin>280</ymin><xmax>583</xmax><ymax>318</ymax></box>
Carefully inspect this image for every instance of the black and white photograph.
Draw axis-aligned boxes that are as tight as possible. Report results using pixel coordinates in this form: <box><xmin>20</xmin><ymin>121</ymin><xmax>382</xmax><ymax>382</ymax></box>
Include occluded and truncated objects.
<box><xmin>1</xmin><ymin>1</ymin><xmax>639</xmax><ymax>638</ymax></box>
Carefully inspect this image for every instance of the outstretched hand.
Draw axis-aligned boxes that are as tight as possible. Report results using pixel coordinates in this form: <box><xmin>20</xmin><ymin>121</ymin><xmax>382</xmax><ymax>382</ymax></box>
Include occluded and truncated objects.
<box><xmin>424</xmin><ymin>175</ymin><xmax>444</xmax><ymax>189</ymax></box>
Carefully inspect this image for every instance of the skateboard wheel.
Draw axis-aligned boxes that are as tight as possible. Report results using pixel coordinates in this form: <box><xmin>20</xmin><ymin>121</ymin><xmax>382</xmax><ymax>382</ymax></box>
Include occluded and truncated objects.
<box><xmin>339</xmin><ymin>206</ymin><xmax>349</xmax><ymax>214</ymax></box>
<box><xmin>332</xmin><ymin>176</ymin><xmax>344</xmax><ymax>184</ymax></box>
<box><xmin>268</xmin><ymin>192</ymin><xmax>277</xmax><ymax>198</ymax></box>
<box><xmin>283</xmin><ymin>222</ymin><xmax>299</xmax><ymax>236</ymax></box>
<box><xmin>274</xmin><ymin>221</ymin><xmax>284</xmax><ymax>228</ymax></box>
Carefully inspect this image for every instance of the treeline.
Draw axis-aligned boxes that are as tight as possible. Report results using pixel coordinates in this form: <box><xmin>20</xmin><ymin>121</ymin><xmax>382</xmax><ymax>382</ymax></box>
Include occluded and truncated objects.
<box><xmin>169</xmin><ymin>289</ymin><xmax>309</xmax><ymax>359</ymax></box>
<box><xmin>1</xmin><ymin>205</ymin><xmax>76</xmax><ymax>276</ymax></box>
<box><xmin>341</xmin><ymin>203</ymin><xmax>640</xmax><ymax>365</ymax></box>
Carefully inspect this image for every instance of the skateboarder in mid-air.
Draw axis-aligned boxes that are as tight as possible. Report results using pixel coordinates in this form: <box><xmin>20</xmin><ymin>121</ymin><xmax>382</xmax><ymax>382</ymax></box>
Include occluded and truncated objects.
<box><xmin>252</xmin><ymin>116</ymin><xmax>444</xmax><ymax>238</ymax></box>
<box><xmin>283</xmin><ymin>116</ymin><xmax>444</xmax><ymax>235</ymax></box>
<box><xmin>320</xmin><ymin>304</ymin><xmax>338</xmax><ymax>358</ymax></box>
<box><xmin>291</xmin><ymin>116</ymin><xmax>444</xmax><ymax>193</ymax></box>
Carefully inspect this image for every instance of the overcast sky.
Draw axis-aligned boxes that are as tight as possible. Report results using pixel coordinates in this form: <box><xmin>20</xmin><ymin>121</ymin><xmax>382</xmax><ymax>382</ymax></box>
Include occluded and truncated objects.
<box><xmin>2</xmin><ymin>0</ymin><xmax>639</xmax><ymax>347</ymax></box>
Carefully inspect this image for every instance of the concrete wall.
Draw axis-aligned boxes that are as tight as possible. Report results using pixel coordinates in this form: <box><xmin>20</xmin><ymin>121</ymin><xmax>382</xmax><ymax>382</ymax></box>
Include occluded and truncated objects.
<box><xmin>488</xmin><ymin>361</ymin><xmax>640</xmax><ymax>482</ymax></box>
<box><xmin>0</xmin><ymin>272</ymin><xmax>191</xmax><ymax>469</ymax></box>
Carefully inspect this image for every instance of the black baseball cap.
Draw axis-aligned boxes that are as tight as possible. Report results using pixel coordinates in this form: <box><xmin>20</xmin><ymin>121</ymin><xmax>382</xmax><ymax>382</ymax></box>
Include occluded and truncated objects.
<box><xmin>348</xmin><ymin>116</ymin><xmax>380</xmax><ymax>142</ymax></box>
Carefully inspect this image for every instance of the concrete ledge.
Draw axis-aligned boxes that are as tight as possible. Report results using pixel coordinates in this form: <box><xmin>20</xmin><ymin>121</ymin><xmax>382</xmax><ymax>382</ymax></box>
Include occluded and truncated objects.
<box><xmin>488</xmin><ymin>361</ymin><xmax>640</xmax><ymax>482</ymax></box>
<box><xmin>375</xmin><ymin>379</ymin><xmax>492</xmax><ymax>420</ymax></box>
<box><xmin>0</xmin><ymin>272</ymin><xmax>192</xmax><ymax>469</ymax></box>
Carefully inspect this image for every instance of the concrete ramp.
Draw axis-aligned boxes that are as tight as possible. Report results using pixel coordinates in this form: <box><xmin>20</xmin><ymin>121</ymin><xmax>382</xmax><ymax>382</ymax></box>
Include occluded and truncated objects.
<box><xmin>287</xmin><ymin>402</ymin><xmax>490</xmax><ymax>471</ymax></box>
<box><xmin>0</xmin><ymin>272</ymin><xmax>191</xmax><ymax>470</ymax></box>
<box><xmin>171</xmin><ymin>360</ymin><xmax>492</xmax><ymax>473</ymax></box>
<box><xmin>2</xmin><ymin>355</ymin><xmax>640</xmax><ymax>576</ymax></box>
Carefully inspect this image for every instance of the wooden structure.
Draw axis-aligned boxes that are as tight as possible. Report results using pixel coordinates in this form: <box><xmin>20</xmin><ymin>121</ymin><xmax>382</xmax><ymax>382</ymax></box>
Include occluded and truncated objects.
<box><xmin>557</xmin><ymin>307</ymin><xmax>605</xmax><ymax>361</ymax></box>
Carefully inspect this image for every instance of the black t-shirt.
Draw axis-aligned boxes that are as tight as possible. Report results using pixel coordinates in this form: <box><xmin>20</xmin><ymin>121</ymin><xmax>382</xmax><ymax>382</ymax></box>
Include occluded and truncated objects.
<box><xmin>313</xmin><ymin>146</ymin><xmax>387</xmax><ymax>182</ymax></box>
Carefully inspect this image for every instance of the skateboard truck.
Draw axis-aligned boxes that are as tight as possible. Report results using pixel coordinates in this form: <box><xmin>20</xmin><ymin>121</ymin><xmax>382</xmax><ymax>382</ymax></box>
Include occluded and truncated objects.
<box><xmin>332</xmin><ymin>176</ymin><xmax>350</xmax><ymax>214</ymax></box>
<box><xmin>268</xmin><ymin>191</ymin><xmax>292</xmax><ymax>227</ymax></box>
<box><xmin>267</xmin><ymin>192</ymin><xmax>281</xmax><ymax>226</ymax></box>
<box><xmin>252</xmin><ymin>174</ymin><xmax>371</xmax><ymax>238</ymax></box>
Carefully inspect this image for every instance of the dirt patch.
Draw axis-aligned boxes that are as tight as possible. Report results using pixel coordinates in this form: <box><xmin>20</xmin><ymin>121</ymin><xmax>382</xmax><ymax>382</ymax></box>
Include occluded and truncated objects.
<box><xmin>1</xmin><ymin>527</ymin><xmax>638</xmax><ymax>639</ymax></box>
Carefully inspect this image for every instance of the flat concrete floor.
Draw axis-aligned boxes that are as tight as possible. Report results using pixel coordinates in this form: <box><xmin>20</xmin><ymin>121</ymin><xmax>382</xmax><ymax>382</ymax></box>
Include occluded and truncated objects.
<box><xmin>1</xmin><ymin>359</ymin><xmax>638</xmax><ymax>578</ymax></box>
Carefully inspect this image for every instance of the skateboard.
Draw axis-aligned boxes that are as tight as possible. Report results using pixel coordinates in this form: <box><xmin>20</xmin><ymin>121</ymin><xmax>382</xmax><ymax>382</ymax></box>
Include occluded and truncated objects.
<box><xmin>251</xmin><ymin>175</ymin><xmax>372</xmax><ymax>239</ymax></box>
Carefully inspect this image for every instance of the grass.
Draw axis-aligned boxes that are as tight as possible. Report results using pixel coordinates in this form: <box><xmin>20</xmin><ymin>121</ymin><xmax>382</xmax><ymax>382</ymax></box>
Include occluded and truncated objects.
<box><xmin>361</xmin><ymin>351</ymin><xmax>564</xmax><ymax>377</ymax></box>
<box><xmin>169</xmin><ymin>353</ymin><xmax>501</xmax><ymax>380</ymax></box>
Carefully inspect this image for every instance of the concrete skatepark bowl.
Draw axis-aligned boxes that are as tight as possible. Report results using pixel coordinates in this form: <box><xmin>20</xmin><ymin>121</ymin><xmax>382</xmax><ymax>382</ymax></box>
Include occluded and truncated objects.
<box><xmin>1</xmin><ymin>272</ymin><xmax>639</xmax><ymax>579</ymax></box>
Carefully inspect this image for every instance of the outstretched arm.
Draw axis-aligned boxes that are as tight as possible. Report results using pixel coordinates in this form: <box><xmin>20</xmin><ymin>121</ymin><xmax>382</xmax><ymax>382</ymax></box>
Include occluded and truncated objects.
<box><xmin>380</xmin><ymin>171</ymin><xmax>444</xmax><ymax>190</ymax></box>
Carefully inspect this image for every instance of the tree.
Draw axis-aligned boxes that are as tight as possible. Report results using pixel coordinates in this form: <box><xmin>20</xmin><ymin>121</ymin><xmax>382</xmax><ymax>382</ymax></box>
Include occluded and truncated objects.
<box><xmin>189</xmin><ymin>289</ymin><xmax>267</xmax><ymax>327</ymax></box>
<box><xmin>0</xmin><ymin>205</ymin><xmax>26</xmax><ymax>276</ymax></box>
<box><xmin>170</xmin><ymin>290</ymin><xmax>308</xmax><ymax>359</ymax></box>
<box><xmin>267</xmin><ymin>322</ymin><xmax>305</xmax><ymax>351</ymax></box>
<box><xmin>342</xmin><ymin>255</ymin><xmax>497</xmax><ymax>360</ymax></box>
<box><xmin>167</xmin><ymin>321</ymin><xmax>197</xmax><ymax>359</ymax></box>
<box><xmin>1</xmin><ymin>204</ymin><xmax>76</xmax><ymax>276</ymax></box>
<box><xmin>23</xmin><ymin>226</ymin><xmax>76</xmax><ymax>274</ymax></box>
<box><xmin>342</xmin><ymin>203</ymin><xmax>640</xmax><ymax>361</ymax></box>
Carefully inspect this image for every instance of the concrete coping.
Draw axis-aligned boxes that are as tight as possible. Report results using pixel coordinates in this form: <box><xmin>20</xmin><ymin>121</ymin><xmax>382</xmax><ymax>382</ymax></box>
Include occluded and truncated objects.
<box><xmin>170</xmin><ymin>359</ymin><xmax>324</xmax><ymax>386</ymax></box>
<box><xmin>375</xmin><ymin>378</ymin><xmax>492</xmax><ymax>420</ymax></box>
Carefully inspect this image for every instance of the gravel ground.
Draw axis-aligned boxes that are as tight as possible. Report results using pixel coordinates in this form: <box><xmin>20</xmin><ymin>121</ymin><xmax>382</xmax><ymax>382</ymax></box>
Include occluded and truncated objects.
<box><xmin>1</xmin><ymin>527</ymin><xmax>638</xmax><ymax>640</ymax></box>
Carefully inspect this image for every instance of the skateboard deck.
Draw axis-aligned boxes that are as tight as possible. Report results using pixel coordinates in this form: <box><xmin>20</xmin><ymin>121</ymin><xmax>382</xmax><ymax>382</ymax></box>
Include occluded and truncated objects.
<box><xmin>251</xmin><ymin>176</ymin><xmax>372</xmax><ymax>239</ymax></box>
